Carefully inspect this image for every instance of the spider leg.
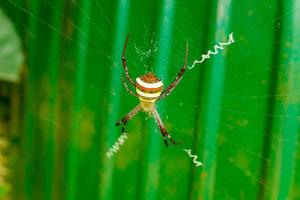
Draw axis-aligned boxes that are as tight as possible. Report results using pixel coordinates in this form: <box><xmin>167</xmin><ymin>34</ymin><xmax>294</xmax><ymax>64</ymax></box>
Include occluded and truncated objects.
<box><xmin>122</xmin><ymin>76</ymin><xmax>137</xmax><ymax>97</ymax></box>
<box><xmin>116</xmin><ymin>104</ymin><xmax>142</xmax><ymax>133</ymax></box>
<box><xmin>152</xmin><ymin>107</ymin><xmax>177</xmax><ymax>147</ymax></box>
<box><xmin>159</xmin><ymin>42</ymin><xmax>189</xmax><ymax>99</ymax></box>
<box><xmin>122</xmin><ymin>35</ymin><xmax>135</xmax><ymax>86</ymax></box>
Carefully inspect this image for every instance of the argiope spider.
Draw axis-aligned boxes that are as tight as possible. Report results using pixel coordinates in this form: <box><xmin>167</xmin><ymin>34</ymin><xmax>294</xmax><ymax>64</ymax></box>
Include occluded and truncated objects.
<box><xmin>116</xmin><ymin>35</ymin><xmax>188</xmax><ymax>147</ymax></box>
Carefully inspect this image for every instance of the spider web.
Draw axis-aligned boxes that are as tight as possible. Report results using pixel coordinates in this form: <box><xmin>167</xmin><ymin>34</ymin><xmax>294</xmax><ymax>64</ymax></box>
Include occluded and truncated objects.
<box><xmin>2</xmin><ymin>0</ymin><xmax>300</xmax><ymax>200</ymax></box>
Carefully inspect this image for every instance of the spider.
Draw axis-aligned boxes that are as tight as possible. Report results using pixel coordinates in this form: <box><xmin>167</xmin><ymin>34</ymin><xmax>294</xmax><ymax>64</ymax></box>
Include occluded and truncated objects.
<box><xmin>116</xmin><ymin>35</ymin><xmax>188</xmax><ymax>147</ymax></box>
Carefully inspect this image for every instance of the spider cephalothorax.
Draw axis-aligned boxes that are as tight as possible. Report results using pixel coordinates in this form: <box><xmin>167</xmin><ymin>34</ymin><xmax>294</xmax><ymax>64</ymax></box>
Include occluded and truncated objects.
<box><xmin>116</xmin><ymin>35</ymin><xmax>188</xmax><ymax>146</ymax></box>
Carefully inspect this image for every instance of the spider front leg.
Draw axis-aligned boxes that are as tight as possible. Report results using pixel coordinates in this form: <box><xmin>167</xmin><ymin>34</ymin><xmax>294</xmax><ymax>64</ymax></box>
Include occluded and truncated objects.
<box><xmin>121</xmin><ymin>35</ymin><xmax>135</xmax><ymax>86</ymax></box>
<box><xmin>116</xmin><ymin>104</ymin><xmax>142</xmax><ymax>133</ymax></box>
<box><xmin>122</xmin><ymin>76</ymin><xmax>137</xmax><ymax>97</ymax></box>
<box><xmin>152</xmin><ymin>108</ymin><xmax>177</xmax><ymax>147</ymax></box>
<box><xmin>159</xmin><ymin>42</ymin><xmax>189</xmax><ymax>99</ymax></box>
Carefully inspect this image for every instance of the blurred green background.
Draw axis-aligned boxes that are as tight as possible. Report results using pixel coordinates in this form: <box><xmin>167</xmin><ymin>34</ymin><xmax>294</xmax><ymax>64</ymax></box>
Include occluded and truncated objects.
<box><xmin>0</xmin><ymin>0</ymin><xmax>299</xmax><ymax>199</ymax></box>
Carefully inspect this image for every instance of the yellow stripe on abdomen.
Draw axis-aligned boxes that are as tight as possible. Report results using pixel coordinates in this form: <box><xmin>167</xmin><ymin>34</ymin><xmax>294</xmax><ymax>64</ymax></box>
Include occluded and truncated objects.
<box><xmin>136</xmin><ymin>88</ymin><xmax>161</xmax><ymax>102</ymax></box>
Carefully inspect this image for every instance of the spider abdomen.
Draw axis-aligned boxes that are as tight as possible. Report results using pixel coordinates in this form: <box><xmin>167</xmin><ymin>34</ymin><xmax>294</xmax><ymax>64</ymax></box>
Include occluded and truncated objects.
<box><xmin>135</xmin><ymin>72</ymin><xmax>163</xmax><ymax>107</ymax></box>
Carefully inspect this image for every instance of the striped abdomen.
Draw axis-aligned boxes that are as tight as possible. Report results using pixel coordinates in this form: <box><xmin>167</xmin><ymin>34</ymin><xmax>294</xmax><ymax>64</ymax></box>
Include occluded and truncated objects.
<box><xmin>135</xmin><ymin>72</ymin><xmax>163</xmax><ymax>104</ymax></box>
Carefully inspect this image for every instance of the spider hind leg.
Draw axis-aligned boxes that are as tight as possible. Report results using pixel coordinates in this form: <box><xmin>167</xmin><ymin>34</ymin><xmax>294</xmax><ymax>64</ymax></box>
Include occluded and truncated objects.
<box><xmin>115</xmin><ymin>118</ymin><xmax>125</xmax><ymax>127</ymax></box>
<box><xmin>164</xmin><ymin>138</ymin><xmax>168</xmax><ymax>147</ymax></box>
<box><xmin>163</xmin><ymin>131</ymin><xmax>178</xmax><ymax>147</ymax></box>
<box><xmin>152</xmin><ymin>108</ymin><xmax>178</xmax><ymax>147</ymax></box>
<box><xmin>167</xmin><ymin>134</ymin><xmax>177</xmax><ymax>145</ymax></box>
<box><xmin>115</xmin><ymin>104</ymin><xmax>142</xmax><ymax>133</ymax></box>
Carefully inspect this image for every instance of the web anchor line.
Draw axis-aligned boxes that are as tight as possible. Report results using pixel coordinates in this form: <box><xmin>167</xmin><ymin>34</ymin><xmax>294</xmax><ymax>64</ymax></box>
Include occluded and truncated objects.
<box><xmin>183</xmin><ymin>149</ymin><xmax>203</xmax><ymax>167</ymax></box>
<box><xmin>106</xmin><ymin>132</ymin><xmax>128</xmax><ymax>158</ymax></box>
<box><xmin>188</xmin><ymin>32</ymin><xmax>235</xmax><ymax>70</ymax></box>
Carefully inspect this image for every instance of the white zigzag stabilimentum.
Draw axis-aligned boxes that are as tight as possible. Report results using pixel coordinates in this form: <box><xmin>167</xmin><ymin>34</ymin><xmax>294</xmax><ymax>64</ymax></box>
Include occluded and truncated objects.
<box><xmin>188</xmin><ymin>32</ymin><xmax>235</xmax><ymax>70</ymax></box>
<box><xmin>183</xmin><ymin>149</ymin><xmax>203</xmax><ymax>167</ymax></box>
<box><xmin>106</xmin><ymin>133</ymin><xmax>128</xmax><ymax>158</ymax></box>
